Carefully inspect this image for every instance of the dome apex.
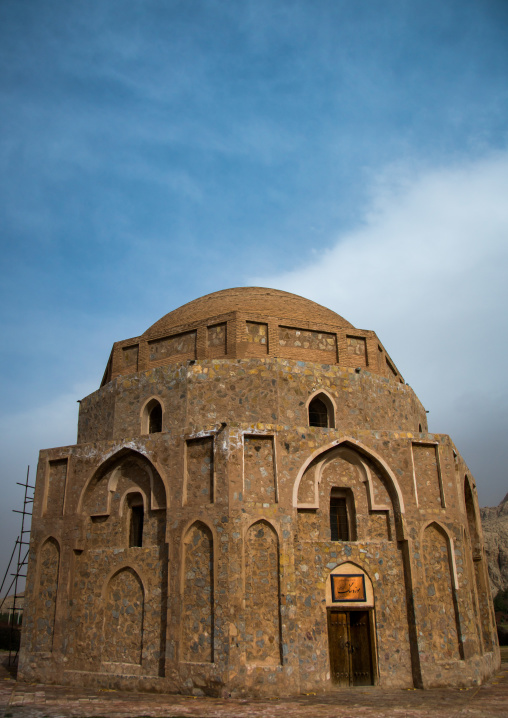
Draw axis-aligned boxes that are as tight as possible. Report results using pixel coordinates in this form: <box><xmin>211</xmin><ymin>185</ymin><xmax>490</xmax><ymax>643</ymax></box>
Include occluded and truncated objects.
<box><xmin>144</xmin><ymin>287</ymin><xmax>353</xmax><ymax>338</ymax></box>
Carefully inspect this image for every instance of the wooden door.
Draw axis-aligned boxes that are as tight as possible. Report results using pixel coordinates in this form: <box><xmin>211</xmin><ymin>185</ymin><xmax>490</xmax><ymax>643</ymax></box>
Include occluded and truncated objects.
<box><xmin>349</xmin><ymin>611</ymin><xmax>373</xmax><ymax>686</ymax></box>
<box><xmin>328</xmin><ymin>610</ymin><xmax>373</xmax><ymax>686</ymax></box>
<box><xmin>327</xmin><ymin>611</ymin><xmax>350</xmax><ymax>686</ymax></box>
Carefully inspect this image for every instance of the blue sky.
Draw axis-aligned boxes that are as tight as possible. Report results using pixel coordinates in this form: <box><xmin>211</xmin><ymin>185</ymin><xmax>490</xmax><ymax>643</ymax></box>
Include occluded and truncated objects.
<box><xmin>1</xmin><ymin>1</ymin><xmax>508</xmax><ymax>579</ymax></box>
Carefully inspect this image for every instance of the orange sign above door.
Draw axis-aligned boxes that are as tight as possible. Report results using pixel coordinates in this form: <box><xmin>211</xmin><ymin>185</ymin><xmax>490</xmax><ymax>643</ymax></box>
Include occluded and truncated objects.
<box><xmin>331</xmin><ymin>574</ymin><xmax>366</xmax><ymax>602</ymax></box>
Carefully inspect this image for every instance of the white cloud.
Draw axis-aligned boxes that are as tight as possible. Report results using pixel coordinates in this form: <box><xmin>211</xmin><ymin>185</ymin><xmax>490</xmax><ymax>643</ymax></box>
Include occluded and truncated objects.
<box><xmin>252</xmin><ymin>151</ymin><xmax>508</xmax><ymax>505</ymax></box>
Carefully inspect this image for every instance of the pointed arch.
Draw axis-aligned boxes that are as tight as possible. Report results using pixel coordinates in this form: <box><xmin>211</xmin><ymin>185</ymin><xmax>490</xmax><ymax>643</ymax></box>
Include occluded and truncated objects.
<box><xmin>100</xmin><ymin>563</ymin><xmax>149</xmax><ymax>598</ymax></box>
<box><xmin>306</xmin><ymin>390</ymin><xmax>336</xmax><ymax>429</ymax></box>
<box><xmin>325</xmin><ymin>560</ymin><xmax>375</xmax><ymax>607</ymax></box>
<box><xmin>293</xmin><ymin>437</ymin><xmax>405</xmax><ymax>520</ymax></box>
<box><xmin>244</xmin><ymin>515</ymin><xmax>282</xmax><ymax>542</ymax></box>
<box><xmin>77</xmin><ymin>446</ymin><xmax>169</xmax><ymax>516</ymax></box>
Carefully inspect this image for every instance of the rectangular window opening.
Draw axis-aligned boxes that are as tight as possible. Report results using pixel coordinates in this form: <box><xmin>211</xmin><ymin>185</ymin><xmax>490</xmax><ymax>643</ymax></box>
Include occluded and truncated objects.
<box><xmin>330</xmin><ymin>497</ymin><xmax>349</xmax><ymax>541</ymax></box>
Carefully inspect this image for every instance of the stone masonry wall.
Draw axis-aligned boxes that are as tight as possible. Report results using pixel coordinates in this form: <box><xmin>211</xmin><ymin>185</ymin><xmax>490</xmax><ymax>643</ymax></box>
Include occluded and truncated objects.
<box><xmin>19</xmin><ymin>289</ymin><xmax>499</xmax><ymax>696</ymax></box>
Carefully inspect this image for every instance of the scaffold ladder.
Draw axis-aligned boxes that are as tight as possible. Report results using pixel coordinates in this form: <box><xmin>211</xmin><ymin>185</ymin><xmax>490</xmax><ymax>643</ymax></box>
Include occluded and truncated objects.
<box><xmin>0</xmin><ymin>467</ymin><xmax>34</xmax><ymax>667</ymax></box>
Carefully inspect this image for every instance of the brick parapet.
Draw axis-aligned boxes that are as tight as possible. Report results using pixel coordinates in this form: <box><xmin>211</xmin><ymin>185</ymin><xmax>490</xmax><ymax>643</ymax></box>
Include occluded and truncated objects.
<box><xmin>104</xmin><ymin>289</ymin><xmax>404</xmax><ymax>385</ymax></box>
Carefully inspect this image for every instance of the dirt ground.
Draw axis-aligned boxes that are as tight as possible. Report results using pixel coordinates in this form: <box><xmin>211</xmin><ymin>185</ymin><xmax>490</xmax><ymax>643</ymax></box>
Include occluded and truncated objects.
<box><xmin>1</xmin><ymin>650</ymin><xmax>507</xmax><ymax>718</ymax></box>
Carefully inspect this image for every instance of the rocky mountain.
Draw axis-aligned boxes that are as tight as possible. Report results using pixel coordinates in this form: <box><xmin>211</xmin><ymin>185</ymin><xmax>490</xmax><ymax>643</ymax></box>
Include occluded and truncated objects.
<box><xmin>480</xmin><ymin>492</ymin><xmax>508</xmax><ymax>597</ymax></box>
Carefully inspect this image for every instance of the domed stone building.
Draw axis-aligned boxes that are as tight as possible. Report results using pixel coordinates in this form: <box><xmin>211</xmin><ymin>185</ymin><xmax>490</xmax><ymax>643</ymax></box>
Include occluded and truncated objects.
<box><xmin>19</xmin><ymin>287</ymin><xmax>499</xmax><ymax>696</ymax></box>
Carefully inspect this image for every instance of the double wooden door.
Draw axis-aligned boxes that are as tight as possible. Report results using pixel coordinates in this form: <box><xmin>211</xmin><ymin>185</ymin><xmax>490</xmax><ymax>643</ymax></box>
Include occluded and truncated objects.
<box><xmin>328</xmin><ymin>610</ymin><xmax>373</xmax><ymax>686</ymax></box>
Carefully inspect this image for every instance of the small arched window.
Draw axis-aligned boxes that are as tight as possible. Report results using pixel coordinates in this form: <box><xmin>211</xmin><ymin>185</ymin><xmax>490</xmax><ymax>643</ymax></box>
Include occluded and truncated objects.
<box><xmin>141</xmin><ymin>398</ymin><xmax>163</xmax><ymax>434</ymax></box>
<box><xmin>128</xmin><ymin>493</ymin><xmax>144</xmax><ymax>548</ymax></box>
<box><xmin>149</xmin><ymin>403</ymin><xmax>162</xmax><ymax>433</ymax></box>
<box><xmin>308</xmin><ymin>393</ymin><xmax>335</xmax><ymax>428</ymax></box>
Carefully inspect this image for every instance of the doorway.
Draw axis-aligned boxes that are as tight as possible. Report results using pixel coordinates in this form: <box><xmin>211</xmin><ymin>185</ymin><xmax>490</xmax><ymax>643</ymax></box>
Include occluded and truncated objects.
<box><xmin>327</xmin><ymin>610</ymin><xmax>374</xmax><ymax>686</ymax></box>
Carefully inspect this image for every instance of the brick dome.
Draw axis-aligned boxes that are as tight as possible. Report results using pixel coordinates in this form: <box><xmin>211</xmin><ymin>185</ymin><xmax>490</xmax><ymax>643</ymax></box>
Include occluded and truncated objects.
<box><xmin>143</xmin><ymin>287</ymin><xmax>353</xmax><ymax>338</ymax></box>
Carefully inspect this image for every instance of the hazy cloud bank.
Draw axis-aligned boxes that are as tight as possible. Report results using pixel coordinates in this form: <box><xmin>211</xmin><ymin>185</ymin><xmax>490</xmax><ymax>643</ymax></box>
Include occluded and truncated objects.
<box><xmin>253</xmin><ymin>152</ymin><xmax>508</xmax><ymax>506</ymax></box>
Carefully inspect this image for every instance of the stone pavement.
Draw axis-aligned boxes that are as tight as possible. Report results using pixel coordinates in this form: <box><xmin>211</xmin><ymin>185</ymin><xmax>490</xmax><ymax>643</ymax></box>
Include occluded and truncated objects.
<box><xmin>1</xmin><ymin>653</ymin><xmax>507</xmax><ymax>718</ymax></box>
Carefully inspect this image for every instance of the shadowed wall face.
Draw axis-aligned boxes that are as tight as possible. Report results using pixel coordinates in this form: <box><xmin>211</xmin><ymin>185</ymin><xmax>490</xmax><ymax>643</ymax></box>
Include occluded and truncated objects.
<box><xmin>34</xmin><ymin>538</ymin><xmax>60</xmax><ymax>653</ymax></box>
<box><xmin>422</xmin><ymin>525</ymin><xmax>460</xmax><ymax>660</ymax></box>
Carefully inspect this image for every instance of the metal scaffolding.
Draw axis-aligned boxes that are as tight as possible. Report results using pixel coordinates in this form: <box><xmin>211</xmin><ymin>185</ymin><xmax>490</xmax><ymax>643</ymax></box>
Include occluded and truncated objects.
<box><xmin>0</xmin><ymin>467</ymin><xmax>34</xmax><ymax>666</ymax></box>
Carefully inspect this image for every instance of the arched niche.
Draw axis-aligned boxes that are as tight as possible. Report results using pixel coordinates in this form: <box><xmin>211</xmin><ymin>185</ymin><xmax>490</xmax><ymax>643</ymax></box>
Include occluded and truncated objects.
<box><xmin>102</xmin><ymin>566</ymin><xmax>145</xmax><ymax>668</ymax></box>
<box><xmin>180</xmin><ymin>521</ymin><xmax>214</xmax><ymax>663</ymax></box>
<box><xmin>79</xmin><ymin>449</ymin><xmax>167</xmax><ymax>549</ymax></box>
<box><xmin>293</xmin><ymin>438</ymin><xmax>405</xmax><ymax>540</ymax></box>
<box><xmin>79</xmin><ymin>448</ymin><xmax>168</xmax><ymax>517</ymax></box>
<box><xmin>419</xmin><ymin>520</ymin><xmax>459</xmax><ymax>590</ymax></box>
<box><xmin>421</xmin><ymin>521</ymin><xmax>463</xmax><ymax>660</ymax></box>
<box><xmin>244</xmin><ymin>519</ymin><xmax>282</xmax><ymax>665</ymax></box>
<box><xmin>34</xmin><ymin>537</ymin><xmax>60</xmax><ymax>653</ymax></box>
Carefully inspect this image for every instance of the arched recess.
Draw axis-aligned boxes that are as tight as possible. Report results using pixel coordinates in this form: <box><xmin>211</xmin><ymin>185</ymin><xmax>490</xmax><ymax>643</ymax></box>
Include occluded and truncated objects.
<box><xmin>78</xmin><ymin>449</ymin><xmax>167</xmax><ymax>550</ymax></box>
<box><xmin>421</xmin><ymin>522</ymin><xmax>463</xmax><ymax>661</ymax></box>
<box><xmin>293</xmin><ymin>438</ymin><xmax>405</xmax><ymax>540</ymax></box>
<box><xmin>140</xmin><ymin>396</ymin><xmax>164</xmax><ymax>435</ymax></box>
<box><xmin>34</xmin><ymin>537</ymin><xmax>60</xmax><ymax>653</ymax></box>
<box><xmin>181</xmin><ymin>521</ymin><xmax>214</xmax><ymax>663</ymax></box>
<box><xmin>244</xmin><ymin>519</ymin><xmax>282</xmax><ymax>665</ymax></box>
<box><xmin>307</xmin><ymin>390</ymin><xmax>336</xmax><ymax>429</ymax></box>
<box><xmin>464</xmin><ymin>477</ymin><xmax>494</xmax><ymax>652</ymax></box>
<box><xmin>79</xmin><ymin>448</ymin><xmax>168</xmax><ymax>515</ymax></box>
<box><xmin>102</xmin><ymin>567</ymin><xmax>144</xmax><ymax>666</ymax></box>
